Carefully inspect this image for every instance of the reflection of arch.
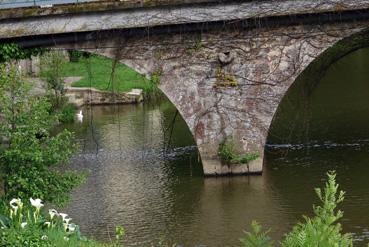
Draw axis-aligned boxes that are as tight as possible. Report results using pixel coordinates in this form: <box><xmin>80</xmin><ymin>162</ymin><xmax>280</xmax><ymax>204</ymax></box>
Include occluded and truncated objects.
<box><xmin>266</xmin><ymin>28</ymin><xmax>369</xmax><ymax>146</ymax></box>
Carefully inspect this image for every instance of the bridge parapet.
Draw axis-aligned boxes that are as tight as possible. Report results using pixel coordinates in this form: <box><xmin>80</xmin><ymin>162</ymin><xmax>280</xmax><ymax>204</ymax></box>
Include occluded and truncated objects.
<box><xmin>1</xmin><ymin>0</ymin><xmax>369</xmax><ymax>40</ymax></box>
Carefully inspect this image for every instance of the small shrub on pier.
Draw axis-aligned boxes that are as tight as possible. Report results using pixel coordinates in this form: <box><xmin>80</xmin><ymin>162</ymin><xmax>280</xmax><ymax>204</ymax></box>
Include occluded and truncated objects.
<box><xmin>218</xmin><ymin>139</ymin><xmax>259</xmax><ymax>165</ymax></box>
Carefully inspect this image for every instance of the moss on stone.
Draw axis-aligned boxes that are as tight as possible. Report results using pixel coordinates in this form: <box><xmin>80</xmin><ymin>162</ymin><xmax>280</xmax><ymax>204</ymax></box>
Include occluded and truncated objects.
<box><xmin>214</xmin><ymin>68</ymin><xmax>238</xmax><ymax>88</ymax></box>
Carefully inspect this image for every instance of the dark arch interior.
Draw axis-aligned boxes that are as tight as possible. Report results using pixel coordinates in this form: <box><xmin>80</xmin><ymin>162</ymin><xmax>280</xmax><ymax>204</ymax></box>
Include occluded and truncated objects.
<box><xmin>266</xmin><ymin>29</ymin><xmax>369</xmax><ymax>147</ymax></box>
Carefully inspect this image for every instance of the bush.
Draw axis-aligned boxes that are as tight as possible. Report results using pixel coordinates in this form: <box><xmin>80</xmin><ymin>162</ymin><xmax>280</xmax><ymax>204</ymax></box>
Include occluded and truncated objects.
<box><xmin>0</xmin><ymin>64</ymin><xmax>85</xmax><ymax>206</ymax></box>
<box><xmin>241</xmin><ymin>171</ymin><xmax>354</xmax><ymax>247</ymax></box>
<box><xmin>218</xmin><ymin>139</ymin><xmax>259</xmax><ymax>164</ymax></box>
<box><xmin>40</xmin><ymin>50</ymin><xmax>67</xmax><ymax>108</ymax></box>
<box><xmin>59</xmin><ymin>103</ymin><xmax>77</xmax><ymax>123</ymax></box>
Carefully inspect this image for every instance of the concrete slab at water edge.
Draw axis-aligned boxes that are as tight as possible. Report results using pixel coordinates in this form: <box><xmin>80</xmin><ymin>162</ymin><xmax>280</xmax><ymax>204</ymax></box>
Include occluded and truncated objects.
<box><xmin>64</xmin><ymin>86</ymin><xmax>144</xmax><ymax>106</ymax></box>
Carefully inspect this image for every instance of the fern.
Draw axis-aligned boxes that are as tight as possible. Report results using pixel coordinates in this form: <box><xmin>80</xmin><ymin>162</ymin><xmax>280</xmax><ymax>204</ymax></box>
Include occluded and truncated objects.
<box><xmin>281</xmin><ymin>171</ymin><xmax>353</xmax><ymax>247</ymax></box>
<box><xmin>241</xmin><ymin>171</ymin><xmax>354</xmax><ymax>247</ymax></box>
<box><xmin>240</xmin><ymin>221</ymin><xmax>273</xmax><ymax>247</ymax></box>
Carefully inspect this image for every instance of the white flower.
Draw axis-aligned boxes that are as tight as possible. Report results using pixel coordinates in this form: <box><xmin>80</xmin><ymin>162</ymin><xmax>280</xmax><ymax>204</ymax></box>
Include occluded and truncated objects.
<box><xmin>44</xmin><ymin>221</ymin><xmax>51</xmax><ymax>227</ymax></box>
<box><xmin>59</xmin><ymin>213</ymin><xmax>68</xmax><ymax>221</ymax></box>
<box><xmin>41</xmin><ymin>235</ymin><xmax>48</xmax><ymax>240</ymax></box>
<box><xmin>48</xmin><ymin>209</ymin><xmax>58</xmax><ymax>219</ymax></box>
<box><xmin>9</xmin><ymin>198</ymin><xmax>22</xmax><ymax>210</ymax></box>
<box><xmin>30</xmin><ymin>198</ymin><xmax>44</xmax><ymax>210</ymax></box>
<box><xmin>64</xmin><ymin>236</ymin><xmax>69</xmax><ymax>241</ymax></box>
<box><xmin>66</xmin><ymin>223</ymin><xmax>76</xmax><ymax>233</ymax></box>
<box><xmin>21</xmin><ymin>222</ymin><xmax>27</xmax><ymax>228</ymax></box>
<box><xmin>63</xmin><ymin>217</ymin><xmax>72</xmax><ymax>224</ymax></box>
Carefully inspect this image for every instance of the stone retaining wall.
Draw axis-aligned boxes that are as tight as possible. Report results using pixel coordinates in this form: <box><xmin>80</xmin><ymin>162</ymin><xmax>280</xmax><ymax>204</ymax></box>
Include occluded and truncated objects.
<box><xmin>65</xmin><ymin>87</ymin><xmax>143</xmax><ymax>107</ymax></box>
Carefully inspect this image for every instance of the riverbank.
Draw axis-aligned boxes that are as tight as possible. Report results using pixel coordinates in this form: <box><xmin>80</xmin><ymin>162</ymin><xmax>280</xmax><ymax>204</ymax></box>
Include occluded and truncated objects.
<box><xmin>27</xmin><ymin>76</ymin><xmax>144</xmax><ymax>107</ymax></box>
<box><xmin>60</xmin><ymin>54</ymin><xmax>153</xmax><ymax>93</ymax></box>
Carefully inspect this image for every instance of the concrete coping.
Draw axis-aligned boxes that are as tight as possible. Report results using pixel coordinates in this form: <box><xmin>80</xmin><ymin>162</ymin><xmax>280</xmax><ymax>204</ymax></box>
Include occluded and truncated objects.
<box><xmin>0</xmin><ymin>0</ymin><xmax>239</xmax><ymax>20</ymax></box>
<box><xmin>127</xmin><ymin>88</ymin><xmax>143</xmax><ymax>96</ymax></box>
<box><xmin>65</xmin><ymin>86</ymin><xmax>143</xmax><ymax>96</ymax></box>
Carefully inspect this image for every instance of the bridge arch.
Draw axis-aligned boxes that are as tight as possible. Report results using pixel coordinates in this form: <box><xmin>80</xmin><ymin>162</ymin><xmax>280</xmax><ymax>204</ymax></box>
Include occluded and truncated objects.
<box><xmin>265</xmin><ymin>28</ymin><xmax>369</xmax><ymax>150</ymax></box>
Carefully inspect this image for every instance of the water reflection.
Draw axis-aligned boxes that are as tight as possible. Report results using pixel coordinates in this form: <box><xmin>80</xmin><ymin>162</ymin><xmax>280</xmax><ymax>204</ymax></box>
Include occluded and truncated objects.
<box><xmin>63</xmin><ymin>102</ymin><xmax>291</xmax><ymax>246</ymax></box>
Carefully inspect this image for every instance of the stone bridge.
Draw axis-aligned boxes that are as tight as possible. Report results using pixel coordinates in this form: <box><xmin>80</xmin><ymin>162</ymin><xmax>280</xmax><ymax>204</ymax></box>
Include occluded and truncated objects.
<box><xmin>2</xmin><ymin>0</ymin><xmax>369</xmax><ymax>175</ymax></box>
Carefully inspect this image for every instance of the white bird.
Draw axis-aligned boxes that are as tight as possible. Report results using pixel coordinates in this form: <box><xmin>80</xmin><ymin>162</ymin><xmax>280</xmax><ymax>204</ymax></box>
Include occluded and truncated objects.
<box><xmin>77</xmin><ymin>110</ymin><xmax>83</xmax><ymax>123</ymax></box>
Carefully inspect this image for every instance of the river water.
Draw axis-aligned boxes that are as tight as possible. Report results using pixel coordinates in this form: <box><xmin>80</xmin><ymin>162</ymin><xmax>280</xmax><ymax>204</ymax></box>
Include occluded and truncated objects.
<box><xmin>63</xmin><ymin>48</ymin><xmax>369</xmax><ymax>246</ymax></box>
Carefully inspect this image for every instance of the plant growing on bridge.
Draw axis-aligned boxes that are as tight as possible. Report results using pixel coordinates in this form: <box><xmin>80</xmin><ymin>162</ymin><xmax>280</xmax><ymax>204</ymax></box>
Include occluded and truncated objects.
<box><xmin>0</xmin><ymin>64</ymin><xmax>84</xmax><ymax>206</ymax></box>
<box><xmin>151</xmin><ymin>69</ymin><xmax>162</xmax><ymax>85</ymax></box>
<box><xmin>186</xmin><ymin>37</ymin><xmax>203</xmax><ymax>55</ymax></box>
<box><xmin>214</xmin><ymin>68</ymin><xmax>238</xmax><ymax>88</ymax></box>
<box><xmin>218</xmin><ymin>139</ymin><xmax>259</xmax><ymax>165</ymax></box>
<box><xmin>241</xmin><ymin>171</ymin><xmax>353</xmax><ymax>247</ymax></box>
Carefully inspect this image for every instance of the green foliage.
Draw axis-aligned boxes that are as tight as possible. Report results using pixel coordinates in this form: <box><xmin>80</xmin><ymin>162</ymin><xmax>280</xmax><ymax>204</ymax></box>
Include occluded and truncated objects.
<box><xmin>218</xmin><ymin>139</ymin><xmax>259</xmax><ymax>164</ymax></box>
<box><xmin>58</xmin><ymin>103</ymin><xmax>77</xmax><ymax>123</ymax></box>
<box><xmin>0</xmin><ymin>64</ymin><xmax>84</xmax><ymax>206</ymax></box>
<box><xmin>240</xmin><ymin>221</ymin><xmax>273</xmax><ymax>247</ymax></box>
<box><xmin>115</xmin><ymin>226</ymin><xmax>125</xmax><ymax>241</ymax></box>
<box><xmin>218</xmin><ymin>140</ymin><xmax>235</xmax><ymax>162</ymax></box>
<box><xmin>0</xmin><ymin>43</ymin><xmax>44</xmax><ymax>63</ymax></box>
<box><xmin>151</xmin><ymin>69</ymin><xmax>162</xmax><ymax>86</ymax></box>
<box><xmin>214</xmin><ymin>68</ymin><xmax>238</xmax><ymax>88</ymax></box>
<box><xmin>40</xmin><ymin>50</ymin><xmax>67</xmax><ymax>108</ymax></box>
<box><xmin>1</xmin><ymin>227</ymin><xmax>53</xmax><ymax>247</ymax></box>
<box><xmin>241</xmin><ymin>171</ymin><xmax>354</xmax><ymax>247</ymax></box>
<box><xmin>281</xmin><ymin>171</ymin><xmax>352</xmax><ymax>247</ymax></box>
<box><xmin>186</xmin><ymin>37</ymin><xmax>203</xmax><ymax>55</ymax></box>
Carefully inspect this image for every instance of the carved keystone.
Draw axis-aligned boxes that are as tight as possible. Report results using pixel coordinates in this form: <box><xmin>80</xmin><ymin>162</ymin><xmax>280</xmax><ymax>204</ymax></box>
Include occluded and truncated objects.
<box><xmin>218</xmin><ymin>51</ymin><xmax>235</xmax><ymax>65</ymax></box>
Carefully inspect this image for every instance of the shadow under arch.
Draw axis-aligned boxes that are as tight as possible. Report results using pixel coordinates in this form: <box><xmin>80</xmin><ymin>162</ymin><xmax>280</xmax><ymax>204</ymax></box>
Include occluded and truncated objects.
<box><xmin>265</xmin><ymin>27</ymin><xmax>369</xmax><ymax>147</ymax></box>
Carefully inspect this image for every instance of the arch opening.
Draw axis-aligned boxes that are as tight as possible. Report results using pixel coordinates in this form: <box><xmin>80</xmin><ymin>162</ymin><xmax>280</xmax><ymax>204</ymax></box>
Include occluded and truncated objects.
<box><xmin>265</xmin><ymin>28</ymin><xmax>369</xmax><ymax>166</ymax></box>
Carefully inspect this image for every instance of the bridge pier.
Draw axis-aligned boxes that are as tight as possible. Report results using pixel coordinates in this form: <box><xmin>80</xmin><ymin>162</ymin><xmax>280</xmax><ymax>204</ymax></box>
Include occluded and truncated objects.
<box><xmin>201</xmin><ymin>157</ymin><xmax>263</xmax><ymax>176</ymax></box>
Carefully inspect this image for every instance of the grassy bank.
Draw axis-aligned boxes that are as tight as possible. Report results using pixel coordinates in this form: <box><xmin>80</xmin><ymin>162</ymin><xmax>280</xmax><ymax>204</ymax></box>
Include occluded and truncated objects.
<box><xmin>60</xmin><ymin>55</ymin><xmax>154</xmax><ymax>93</ymax></box>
